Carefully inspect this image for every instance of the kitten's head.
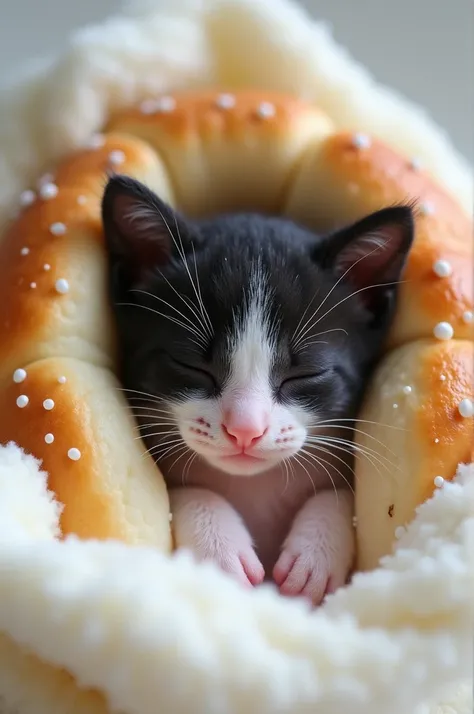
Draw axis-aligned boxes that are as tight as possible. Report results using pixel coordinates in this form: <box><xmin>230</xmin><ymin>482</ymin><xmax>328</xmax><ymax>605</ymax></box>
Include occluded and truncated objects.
<box><xmin>102</xmin><ymin>176</ymin><xmax>414</xmax><ymax>477</ymax></box>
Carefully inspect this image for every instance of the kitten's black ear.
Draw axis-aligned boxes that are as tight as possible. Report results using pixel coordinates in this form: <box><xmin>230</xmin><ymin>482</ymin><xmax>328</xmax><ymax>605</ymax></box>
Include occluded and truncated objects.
<box><xmin>318</xmin><ymin>205</ymin><xmax>415</xmax><ymax>317</ymax></box>
<box><xmin>101</xmin><ymin>175</ymin><xmax>190</xmax><ymax>293</ymax></box>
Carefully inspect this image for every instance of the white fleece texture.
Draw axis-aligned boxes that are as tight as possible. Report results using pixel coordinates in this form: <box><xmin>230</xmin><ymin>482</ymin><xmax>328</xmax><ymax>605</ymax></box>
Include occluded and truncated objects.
<box><xmin>0</xmin><ymin>1</ymin><xmax>473</xmax><ymax>713</ymax></box>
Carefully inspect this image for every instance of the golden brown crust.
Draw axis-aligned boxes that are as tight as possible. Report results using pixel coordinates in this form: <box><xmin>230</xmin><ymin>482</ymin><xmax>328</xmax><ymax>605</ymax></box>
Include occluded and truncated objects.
<box><xmin>284</xmin><ymin>131</ymin><xmax>474</xmax><ymax>348</ymax></box>
<box><xmin>0</xmin><ymin>133</ymin><xmax>175</xmax><ymax>385</ymax></box>
<box><xmin>355</xmin><ymin>338</ymin><xmax>473</xmax><ymax>571</ymax></box>
<box><xmin>0</xmin><ymin>88</ymin><xmax>472</xmax><ymax>567</ymax></box>
<box><xmin>106</xmin><ymin>89</ymin><xmax>334</xmax><ymax>216</ymax></box>
<box><xmin>0</xmin><ymin>357</ymin><xmax>171</xmax><ymax>545</ymax></box>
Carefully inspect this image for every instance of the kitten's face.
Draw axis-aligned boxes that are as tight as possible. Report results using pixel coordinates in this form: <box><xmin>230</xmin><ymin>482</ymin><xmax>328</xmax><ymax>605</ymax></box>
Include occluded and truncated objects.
<box><xmin>102</xmin><ymin>176</ymin><xmax>414</xmax><ymax>477</ymax></box>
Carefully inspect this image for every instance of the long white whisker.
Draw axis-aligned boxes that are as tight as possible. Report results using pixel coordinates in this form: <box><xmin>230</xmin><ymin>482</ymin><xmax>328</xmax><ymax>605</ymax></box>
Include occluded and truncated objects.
<box><xmin>135</xmin><ymin>422</ymin><xmax>178</xmax><ymax>430</ymax></box>
<box><xmin>307</xmin><ymin>417</ymin><xmax>407</xmax><ymax>432</ymax></box>
<box><xmin>130</xmin><ymin>288</ymin><xmax>209</xmax><ymax>344</ymax></box>
<box><xmin>292</xmin><ymin>241</ymin><xmax>394</xmax><ymax>349</ymax></box>
<box><xmin>306</xmin><ymin>440</ymin><xmax>385</xmax><ymax>481</ymax></box>
<box><xmin>158</xmin><ymin>208</ymin><xmax>214</xmax><ymax>340</ymax></box>
<box><xmin>309</xmin><ymin>424</ymin><xmax>400</xmax><ymax>458</ymax></box>
<box><xmin>155</xmin><ymin>266</ymin><xmax>213</xmax><ymax>341</ymax></box>
<box><xmin>117</xmin><ymin>387</ymin><xmax>168</xmax><ymax>401</ymax></box>
<box><xmin>116</xmin><ymin>301</ymin><xmax>206</xmax><ymax>349</ymax></box>
<box><xmin>145</xmin><ymin>437</ymin><xmax>185</xmax><ymax>457</ymax></box>
<box><xmin>182</xmin><ymin>451</ymin><xmax>198</xmax><ymax>486</ymax></box>
<box><xmin>307</xmin><ymin>434</ymin><xmax>397</xmax><ymax>469</ymax></box>
<box><xmin>134</xmin><ymin>429</ymin><xmax>179</xmax><ymax>441</ymax></box>
<box><xmin>295</xmin><ymin>450</ymin><xmax>338</xmax><ymax>504</ymax></box>
<box><xmin>295</xmin><ymin>328</ymin><xmax>348</xmax><ymax>353</ymax></box>
<box><xmin>280</xmin><ymin>457</ymin><xmax>290</xmax><ymax>495</ymax></box>
<box><xmin>293</xmin><ymin>341</ymin><xmax>328</xmax><ymax>352</ymax></box>
<box><xmin>191</xmin><ymin>241</ymin><xmax>214</xmax><ymax>337</ymax></box>
<box><xmin>128</xmin><ymin>405</ymin><xmax>174</xmax><ymax>414</ymax></box>
<box><xmin>300</xmin><ymin>446</ymin><xmax>354</xmax><ymax>494</ymax></box>
<box><xmin>291</xmin><ymin>453</ymin><xmax>317</xmax><ymax>496</ymax></box>
<box><xmin>148</xmin><ymin>441</ymin><xmax>188</xmax><ymax>463</ymax></box>
<box><xmin>168</xmin><ymin>445</ymin><xmax>192</xmax><ymax>474</ymax></box>
<box><xmin>306</xmin><ymin>438</ymin><xmax>394</xmax><ymax>478</ymax></box>
<box><xmin>291</xmin><ymin>291</ymin><xmax>320</xmax><ymax>346</ymax></box>
<box><xmin>301</xmin><ymin>279</ymin><xmax>406</xmax><ymax>339</ymax></box>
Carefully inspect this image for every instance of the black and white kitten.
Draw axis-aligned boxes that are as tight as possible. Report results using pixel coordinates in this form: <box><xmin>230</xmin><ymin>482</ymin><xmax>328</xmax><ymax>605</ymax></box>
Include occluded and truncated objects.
<box><xmin>102</xmin><ymin>175</ymin><xmax>413</xmax><ymax>605</ymax></box>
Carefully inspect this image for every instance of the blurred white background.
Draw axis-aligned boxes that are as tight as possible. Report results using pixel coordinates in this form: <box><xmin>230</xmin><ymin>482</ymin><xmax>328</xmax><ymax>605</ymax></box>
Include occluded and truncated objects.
<box><xmin>0</xmin><ymin>0</ymin><xmax>472</xmax><ymax>162</ymax></box>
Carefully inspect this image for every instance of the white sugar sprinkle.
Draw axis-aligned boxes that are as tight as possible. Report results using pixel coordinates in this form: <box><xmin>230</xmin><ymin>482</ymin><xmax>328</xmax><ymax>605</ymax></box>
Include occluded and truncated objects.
<box><xmin>434</xmin><ymin>476</ymin><xmax>444</xmax><ymax>488</ymax></box>
<box><xmin>462</xmin><ymin>310</ymin><xmax>473</xmax><ymax>324</ymax></box>
<box><xmin>215</xmin><ymin>93</ymin><xmax>236</xmax><ymax>110</ymax></box>
<box><xmin>44</xmin><ymin>433</ymin><xmax>55</xmax><ymax>445</ymax></box>
<box><xmin>155</xmin><ymin>96</ymin><xmax>176</xmax><ymax>113</ymax></box>
<box><xmin>55</xmin><ymin>278</ymin><xmax>70</xmax><ymax>295</ymax></box>
<box><xmin>394</xmin><ymin>526</ymin><xmax>405</xmax><ymax>539</ymax></box>
<box><xmin>440</xmin><ymin>374</ymin><xmax>446</xmax><ymax>381</ymax></box>
<box><xmin>43</xmin><ymin>264</ymin><xmax>51</xmax><ymax>272</ymax></box>
<box><xmin>402</xmin><ymin>385</ymin><xmax>412</xmax><ymax>395</ymax></box>
<box><xmin>20</xmin><ymin>247</ymin><xmax>30</xmax><ymax>256</ymax></box>
<box><xmin>39</xmin><ymin>183</ymin><xmax>58</xmax><ymax>200</ymax></box>
<box><xmin>433</xmin><ymin>321</ymin><xmax>454</xmax><ymax>340</ymax></box>
<box><xmin>30</xmin><ymin>282</ymin><xmax>37</xmax><ymax>289</ymax></box>
<box><xmin>58</xmin><ymin>376</ymin><xmax>67</xmax><ymax>384</ymax></box>
<box><xmin>68</xmin><ymin>447</ymin><xmax>82</xmax><ymax>461</ymax></box>
<box><xmin>351</xmin><ymin>133</ymin><xmax>371</xmax><ymax>150</ymax></box>
<box><xmin>434</xmin><ymin>438</ymin><xmax>440</xmax><ymax>443</ymax></box>
<box><xmin>49</xmin><ymin>222</ymin><xmax>67</xmax><ymax>236</ymax></box>
<box><xmin>108</xmin><ymin>150</ymin><xmax>126</xmax><ymax>166</ymax></box>
<box><xmin>392</xmin><ymin>403</ymin><xmax>398</xmax><ymax>409</ymax></box>
<box><xmin>409</xmin><ymin>157</ymin><xmax>423</xmax><ymax>171</ymax></box>
<box><xmin>16</xmin><ymin>395</ymin><xmax>29</xmax><ymax>408</ymax></box>
<box><xmin>77</xmin><ymin>195</ymin><xmax>87</xmax><ymax>205</ymax></box>
<box><xmin>43</xmin><ymin>399</ymin><xmax>55</xmax><ymax>411</ymax></box>
<box><xmin>419</xmin><ymin>200</ymin><xmax>435</xmax><ymax>217</ymax></box>
<box><xmin>13</xmin><ymin>369</ymin><xmax>27</xmax><ymax>384</ymax></box>
<box><xmin>458</xmin><ymin>398</ymin><xmax>473</xmax><ymax>418</ymax></box>
<box><xmin>256</xmin><ymin>102</ymin><xmax>276</xmax><ymax>119</ymax></box>
<box><xmin>20</xmin><ymin>189</ymin><xmax>36</xmax><ymax>207</ymax></box>
<box><xmin>432</xmin><ymin>259</ymin><xmax>452</xmax><ymax>278</ymax></box>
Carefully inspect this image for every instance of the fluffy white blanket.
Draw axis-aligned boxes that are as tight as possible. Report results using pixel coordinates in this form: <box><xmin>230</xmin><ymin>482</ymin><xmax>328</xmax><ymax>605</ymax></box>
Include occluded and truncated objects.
<box><xmin>0</xmin><ymin>1</ymin><xmax>472</xmax><ymax>713</ymax></box>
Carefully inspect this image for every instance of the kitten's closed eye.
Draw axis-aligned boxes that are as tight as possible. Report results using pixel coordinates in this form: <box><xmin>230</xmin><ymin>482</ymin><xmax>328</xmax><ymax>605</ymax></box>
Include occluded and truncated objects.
<box><xmin>167</xmin><ymin>355</ymin><xmax>218</xmax><ymax>392</ymax></box>
<box><xmin>279</xmin><ymin>368</ymin><xmax>331</xmax><ymax>394</ymax></box>
<box><xmin>280</xmin><ymin>370</ymin><xmax>329</xmax><ymax>387</ymax></box>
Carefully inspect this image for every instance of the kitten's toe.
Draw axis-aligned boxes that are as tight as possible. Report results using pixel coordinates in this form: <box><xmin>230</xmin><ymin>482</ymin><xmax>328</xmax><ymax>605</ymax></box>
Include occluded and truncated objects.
<box><xmin>239</xmin><ymin>550</ymin><xmax>265</xmax><ymax>586</ymax></box>
<box><xmin>272</xmin><ymin>550</ymin><xmax>298</xmax><ymax>587</ymax></box>
<box><xmin>274</xmin><ymin>548</ymin><xmax>339</xmax><ymax>606</ymax></box>
<box><xmin>219</xmin><ymin>547</ymin><xmax>264</xmax><ymax>588</ymax></box>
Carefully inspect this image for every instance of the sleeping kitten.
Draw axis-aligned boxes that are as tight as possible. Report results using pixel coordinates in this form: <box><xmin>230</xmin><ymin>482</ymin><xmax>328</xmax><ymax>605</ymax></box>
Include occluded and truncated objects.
<box><xmin>102</xmin><ymin>175</ymin><xmax>414</xmax><ymax>605</ymax></box>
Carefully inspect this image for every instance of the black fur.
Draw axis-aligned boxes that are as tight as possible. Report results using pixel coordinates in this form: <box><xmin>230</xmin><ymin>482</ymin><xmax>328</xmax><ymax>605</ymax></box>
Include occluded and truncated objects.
<box><xmin>102</xmin><ymin>175</ymin><xmax>414</xmax><ymax>428</ymax></box>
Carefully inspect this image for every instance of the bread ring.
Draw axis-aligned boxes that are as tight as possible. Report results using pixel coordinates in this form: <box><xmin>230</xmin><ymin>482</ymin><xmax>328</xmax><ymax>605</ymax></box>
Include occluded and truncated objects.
<box><xmin>1</xmin><ymin>89</ymin><xmax>472</xmax><ymax>571</ymax></box>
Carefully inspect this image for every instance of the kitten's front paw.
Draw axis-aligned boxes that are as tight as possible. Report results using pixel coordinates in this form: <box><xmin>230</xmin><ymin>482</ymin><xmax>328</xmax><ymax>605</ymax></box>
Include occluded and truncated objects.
<box><xmin>272</xmin><ymin>490</ymin><xmax>355</xmax><ymax>607</ymax></box>
<box><xmin>205</xmin><ymin>541</ymin><xmax>265</xmax><ymax>588</ymax></box>
<box><xmin>170</xmin><ymin>487</ymin><xmax>265</xmax><ymax>588</ymax></box>
<box><xmin>273</xmin><ymin>537</ymin><xmax>348</xmax><ymax>606</ymax></box>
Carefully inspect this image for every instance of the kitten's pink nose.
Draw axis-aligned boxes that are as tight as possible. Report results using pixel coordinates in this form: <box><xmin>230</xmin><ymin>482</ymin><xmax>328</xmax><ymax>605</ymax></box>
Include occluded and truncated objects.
<box><xmin>221</xmin><ymin>416</ymin><xmax>268</xmax><ymax>449</ymax></box>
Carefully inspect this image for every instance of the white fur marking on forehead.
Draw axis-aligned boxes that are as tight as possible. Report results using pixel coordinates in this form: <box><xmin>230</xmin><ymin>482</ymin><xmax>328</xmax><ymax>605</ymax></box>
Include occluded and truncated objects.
<box><xmin>226</xmin><ymin>264</ymin><xmax>275</xmax><ymax>394</ymax></box>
